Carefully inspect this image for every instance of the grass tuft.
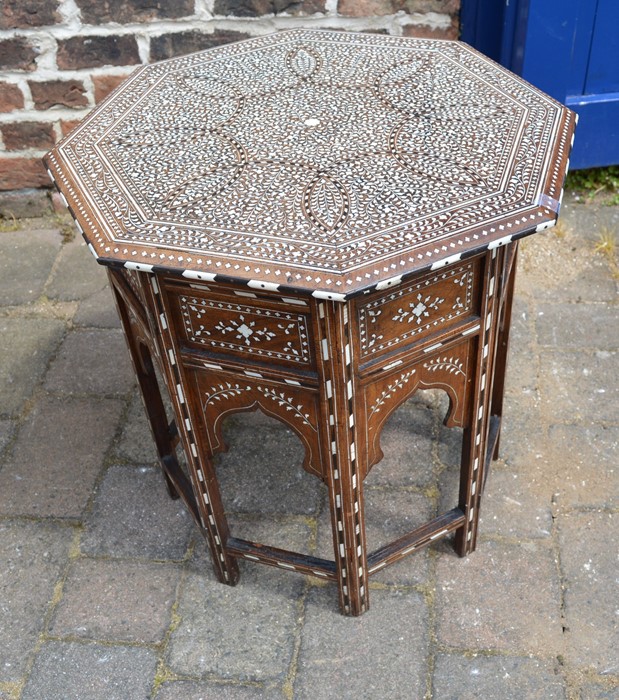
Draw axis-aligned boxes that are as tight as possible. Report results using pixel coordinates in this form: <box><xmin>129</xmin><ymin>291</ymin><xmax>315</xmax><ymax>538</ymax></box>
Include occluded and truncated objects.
<box><xmin>593</xmin><ymin>229</ymin><xmax>619</xmax><ymax>280</ymax></box>
<box><xmin>566</xmin><ymin>166</ymin><xmax>619</xmax><ymax>205</ymax></box>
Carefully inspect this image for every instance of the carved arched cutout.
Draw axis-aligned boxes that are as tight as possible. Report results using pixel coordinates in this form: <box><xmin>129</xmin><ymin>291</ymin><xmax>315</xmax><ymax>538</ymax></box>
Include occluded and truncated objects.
<box><xmin>214</xmin><ymin>408</ymin><xmax>326</xmax><ymax>556</ymax></box>
<box><xmin>206</xmin><ymin>398</ymin><xmax>323</xmax><ymax>480</ymax></box>
<box><xmin>366</xmin><ymin>388</ymin><xmax>442</xmax><ymax>482</ymax></box>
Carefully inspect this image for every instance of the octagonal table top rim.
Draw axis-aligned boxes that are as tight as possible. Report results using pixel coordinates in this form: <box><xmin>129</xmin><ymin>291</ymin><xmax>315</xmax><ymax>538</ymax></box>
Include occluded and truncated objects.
<box><xmin>44</xmin><ymin>29</ymin><xmax>577</xmax><ymax>302</ymax></box>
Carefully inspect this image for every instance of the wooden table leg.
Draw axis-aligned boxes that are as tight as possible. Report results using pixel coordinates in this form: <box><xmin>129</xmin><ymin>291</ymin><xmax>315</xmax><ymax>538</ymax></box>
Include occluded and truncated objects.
<box><xmin>317</xmin><ymin>301</ymin><xmax>369</xmax><ymax>616</ymax></box>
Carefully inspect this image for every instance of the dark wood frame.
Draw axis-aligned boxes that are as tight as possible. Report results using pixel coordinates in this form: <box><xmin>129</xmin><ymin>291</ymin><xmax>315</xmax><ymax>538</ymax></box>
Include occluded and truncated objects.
<box><xmin>108</xmin><ymin>242</ymin><xmax>517</xmax><ymax>616</ymax></box>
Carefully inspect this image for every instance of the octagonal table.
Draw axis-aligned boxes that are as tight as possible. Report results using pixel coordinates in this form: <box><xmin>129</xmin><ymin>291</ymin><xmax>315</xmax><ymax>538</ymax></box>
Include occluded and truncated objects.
<box><xmin>45</xmin><ymin>29</ymin><xmax>576</xmax><ymax>616</ymax></box>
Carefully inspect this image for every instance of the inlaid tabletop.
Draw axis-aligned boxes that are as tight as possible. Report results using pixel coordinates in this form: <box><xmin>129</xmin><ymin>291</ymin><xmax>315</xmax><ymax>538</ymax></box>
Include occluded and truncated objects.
<box><xmin>45</xmin><ymin>29</ymin><xmax>576</xmax><ymax>300</ymax></box>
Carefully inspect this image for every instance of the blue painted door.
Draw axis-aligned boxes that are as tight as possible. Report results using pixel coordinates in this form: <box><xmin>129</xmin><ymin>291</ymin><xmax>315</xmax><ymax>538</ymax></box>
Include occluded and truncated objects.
<box><xmin>461</xmin><ymin>0</ymin><xmax>619</xmax><ymax>168</ymax></box>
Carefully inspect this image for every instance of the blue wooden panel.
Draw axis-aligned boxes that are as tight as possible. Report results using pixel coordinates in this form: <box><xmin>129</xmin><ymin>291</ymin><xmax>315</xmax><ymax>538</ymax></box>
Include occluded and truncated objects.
<box><xmin>565</xmin><ymin>0</ymin><xmax>598</xmax><ymax>96</ymax></box>
<box><xmin>585</xmin><ymin>0</ymin><xmax>619</xmax><ymax>95</ymax></box>
<box><xmin>459</xmin><ymin>0</ymin><xmax>506</xmax><ymax>62</ymax></box>
<box><xmin>519</xmin><ymin>0</ymin><xmax>576</xmax><ymax>101</ymax></box>
<box><xmin>458</xmin><ymin>0</ymin><xmax>619</xmax><ymax>167</ymax></box>
<box><xmin>567</xmin><ymin>93</ymin><xmax>619</xmax><ymax>168</ymax></box>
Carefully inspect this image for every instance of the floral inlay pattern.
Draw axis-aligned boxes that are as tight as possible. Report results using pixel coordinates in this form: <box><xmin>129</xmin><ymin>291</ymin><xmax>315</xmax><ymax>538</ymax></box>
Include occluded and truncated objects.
<box><xmin>423</xmin><ymin>356</ymin><xmax>466</xmax><ymax>377</ymax></box>
<box><xmin>358</xmin><ymin>264</ymin><xmax>475</xmax><ymax>356</ymax></box>
<box><xmin>50</xmin><ymin>29</ymin><xmax>569</xmax><ymax>292</ymax></box>
<box><xmin>180</xmin><ymin>296</ymin><xmax>311</xmax><ymax>364</ymax></box>
<box><xmin>202</xmin><ymin>382</ymin><xmax>315</xmax><ymax>431</ymax></box>
<box><xmin>368</xmin><ymin>370</ymin><xmax>417</xmax><ymax>418</ymax></box>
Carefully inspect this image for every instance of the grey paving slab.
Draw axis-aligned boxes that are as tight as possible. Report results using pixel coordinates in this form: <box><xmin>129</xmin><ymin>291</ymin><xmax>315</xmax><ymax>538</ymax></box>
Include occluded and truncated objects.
<box><xmin>504</xmin><ymin>338</ymin><xmax>540</xmax><ymax>397</ymax></box>
<box><xmin>295</xmin><ymin>586</ymin><xmax>428</xmax><ymax>700</ymax></box>
<box><xmin>0</xmin><ymin>229</ymin><xmax>61</xmax><ymax>306</ymax></box>
<box><xmin>432</xmin><ymin>653</ymin><xmax>566</xmax><ymax>699</ymax></box>
<box><xmin>0</xmin><ymin>419</ymin><xmax>14</xmax><ymax>457</ymax></box>
<box><xmin>0</xmin><ymin>396</ymin><xmax>123</xmax><ymax>518</ymax></box>
<box><xmin>73</xmin><ymin>286</ymin><xmax>121</xmax><ymax>329</ymax></box>
<box><xmin>579</xmin><ymin>683</ymin><xmax>619</xmax><ymax>699</ymax></box>
<box><xmin>545</xmin><ymin>424</ymin><xmax>618</xmax><ymax>508</ymax></box>
<box><xmin>516</xmin><ymin>212</ymin><xmax>618</xmax><ymax>304</ymax></box>
<box><xmin>81</xmin><ymin>465</ymin><xmax>194</xmax><ymax>560</ymax></box>
<box><xmin>44</xmin><ymin>328</ymin><xmax>135</xmax><ymax>395</ymax></box>
<box><xmin>216</xmin><ymin>410</ymin><xmax>323</xmax><ymax>516</ymax></box>
<box><xmin>155</xmin><ymin>681</ymin><xmax>279</xmax><ymax>699</ymax></box>
<box><xmin>435</xmin><ymin>540</ymin><xmax>564</xmax><ymax>656</ymax></box>
<box><xmin>168</xmin><ymin>524</ymin><xmax>308</xmax><ymax>682</ymax></box>
<box><xmin>46</xmin><ymin>235</ymin><xmax>108</xmax><ymax>301</ymax></box>
<box><xmin>436</xmin><ymin>422</ymin><xmax>463</xmax><ymax>470</ymax></box>
<box><xmin>22</xmin><ymin>641</ymin><xmax>158</xmax><ymax>700</ymax></box>
<box><xmin>492</xmin><ymin>394</ymin><xmax>548</xmax><ymax>468</ymax></box>
<box><xmin>536</xmin><ymin>303</ymin><xmax>619</xmax><ymax>350</ymax></box>
<box><xmin>364</xmin><ymin>394</ymin><xmax>437</xmax><ymax>488</ymax></box>
<box><xmin>315</xmin><ymin>487</ymin><xmax>433</xmax><ymax>586</ymax></box>
<box><xmin>539</xmin><ymin>350</ymin><xmax>619</xmax><ymax>424</ymax></box>
<box><xmin>479</xmin><ymin>469</ymin><xmax>553</xmax><ymax>539</ymax></box>
<box><xmin>558</xmin><ymin>511</ymin><xmax>618</xmax><ymax>673</ymax></box>
<box><xmin>0</xmin><ymin>520</ymin><xmax>74</xmax><ymax>684</ymax></box>
<box><xmin>229</xmin><ymin>514</ymin><xmax>314</xmax><ymax>556</ymax></box>
<box><xmin>114</xmin><ymin>390</ymin><xmax>158</xmax><ymax>464</ymax></box>
<box><xmin>0</xmin><ymin>317</ymin><xmax>65</xmax><ymax>417</ymax></box>
<box><xmin>49</xmin><ymin>558</ymin><xmax>181</xmax><ymax>643</ymax></box>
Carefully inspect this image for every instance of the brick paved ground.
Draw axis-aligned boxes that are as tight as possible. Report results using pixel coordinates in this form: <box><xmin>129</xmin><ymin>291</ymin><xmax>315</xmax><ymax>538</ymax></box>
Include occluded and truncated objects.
<box><xmin>0</xmin><ymin>194</ymin><xmax>617</xmax><ymax>699</ymax></box>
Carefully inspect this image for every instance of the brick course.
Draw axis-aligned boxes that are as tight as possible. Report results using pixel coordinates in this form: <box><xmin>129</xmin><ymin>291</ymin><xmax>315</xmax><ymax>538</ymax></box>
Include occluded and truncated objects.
<box><xmin>0</xmin><ymin>0</ymin><xmax>60</xmax><ymax>30</ymax></box>
<box><xmin>0</xmin><ymin>82</ymin><xmax>25</xmax><ymax>112</ymax></box>
<box><xmin>29</xmin><ymin>80</ymin><xmax>89</xmax><ymax>110</ymax></box>
<box><xmin>0</xmin><ymin>157</ymin><xmax>50</xmax><ymax>190</ymax></box>
<box><xmin>57</xmin><ymin>35</ymin><xmax>140</xmax><ymax>70</ymax></box>
<box><xmin>92</xmin><ymin>74</ymin><xmax>132</xmax><ymax>104</ymax></box>
<box><xmin>1</xmin><ymin>122</ymin><xmax>56</xmax><ymax>151</ymax></box>
<box><xmin>0</xmin><ymin>0</ymin><xmax>460</xmax><ymax>201</ymax></box>
<box><xmin>150</xmin><ymin>30</ymin><xmax>252</xmax><ymax>62</ymax></box>
<box><xmin>77</xmin><ymin>0</ymin><xmax>194</xmax><ymax>25</ymax></box>
<box><xmin>0</xmin><ymin>37</ymin><xmax>38</xmax><ymax>71</ymax></box>
<box><xmin>213</xmin><ymin>0</ymin><xmax>326</xmax><ymax>16</ymax></box>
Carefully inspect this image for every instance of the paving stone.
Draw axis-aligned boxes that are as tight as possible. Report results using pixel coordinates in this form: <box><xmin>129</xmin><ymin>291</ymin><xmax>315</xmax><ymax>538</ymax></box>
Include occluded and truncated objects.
<box><xmin>22</xmin><ymin>641</ymin><xmax>157</xmax><ymax>700</ymax></box>
<box><xmin>539</xmin><ymin>350</ymin><xmax>619</xmax><ymax>424</ymax></box>
<box><xmin>156</xmin><ymin>681</ymin><xmax>279</xmax><ymax>699</ymax></box>
<box><xmin>558</xmin><ymin>511</ymin><xmax>618</xmax><ymax>673</ymax></box>
<box><xmin>493</xmin><ymin>394</ymin><xmax>547</xmax><ymax>468</ymax></box>
<box><xmin>0</xmin><ymin>396</ymin><xmax>123</xmax><ymax>518</ymax></box>
<box><xmin>544</xmin><ymin>424</ymin><xmax>618</xmax><ymax>508</ymax></box>
<box><xmin>479</xmin><ymin>469</ymin><xmax>553</xmax><ymax>539</ymax></box>
<box><xmin>216</xmin><ymin>410</ymin><xmax>323</xmax><ymax>516</ymax></box>
<box><xmin>364</xmin><ymin>394</ymin><xmax>437</xmax><ymax>488</ymax></box>
<box><xmin>295</xmin><ymin>586</ymin><xmax>427</xmax><ymax>699</ymax></box>
<box><xmin>49</xmin><ymin>558</ymin><xmax>181</xmax><ymax>643</ymax></box>
<box><xmin>578</xmin><ymin>684</ymin><xmax>619</xmax><ymax>699</ymax></box>
<box><xmin>168</xmin><ymin>531</ymin><xmax>306</xmax><ymax>682</ymax></box>
<box><xmin>437</xmin><ymin>422</ymin><xmax>463</xmax><ymax>470</ymax></box>
<box><xmin>0</xmin><ymin>229</ymin><xmax>61</xmax><ymax>305</ymax></box>
<box><xmin>46</xmin><ymin>236</ymin><xmax>108</xmax><ymax>301</ymax></box>
<box><xmin>315</xmin><ymin>488</ymin><xmax>432</xmax><ymax>586</ymax></box>
<box><xmin>436</xmin><ymin>539</ymin><xmax>563</xmax><ymax>655</ymax></box>
<box><xmin>536</xmin><ymin>303</ymin><xmax>619</xmax><ymax>350</ymax></box>
<box><xmin>114</xmin><ymin>389</ymin><xmax>158</xmax><ymax>464</ymax></box>
<box><xmin>81</xmin><ymin>465</ymin><xmax>194</xmax><ymax>560</ymax></box>
<box><xmin>229</xmin><ymin>514</ymin><xmax>313</xmax><ymax>557</ymax></box>
<box><xmin>44</xmin><ymin>328</ymin><xmax>135</xmax><ymax>395</ymax></box>
<box><xmin>73</xmin><ymin>286</ymin><xmax>120</xmax><ymax>328</ymax></box>
<box><xmin>432</xmin><ymin>653</ymin><xmax>566</xmax><ymax>699</ymax></box>
<box><xmin>0</xmin><ymin>521</ymin><xmax>74</xmax><ymax>683</ymax></box>
<box><xmin>504</xmin><ymin>331</ymin><xmax>540</xmax><ymax>396</ymax></box>
<box><xmin>516</xmin><ymin>212</ymin><xmax>618</xmax><ymax>304</ymax></box>
<box><xmin>0</xmin><ymin>317</ymin><xmax>65</xmax><ymax>417</ymax></box>
<box><xmin>0</xmin><ymin>419</ymin><xmax>14</xmax><ymax>456</ymax></box>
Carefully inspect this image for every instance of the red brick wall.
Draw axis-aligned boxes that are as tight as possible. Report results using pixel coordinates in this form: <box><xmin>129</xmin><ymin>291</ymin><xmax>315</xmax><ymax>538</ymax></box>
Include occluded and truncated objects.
<box><xmin>0</xmin><ymin>0</ymin><xmax>459</xmax><ymax>207</ymax></box>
